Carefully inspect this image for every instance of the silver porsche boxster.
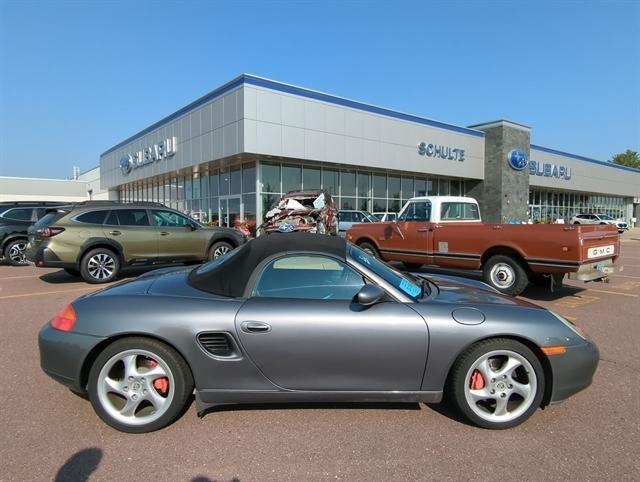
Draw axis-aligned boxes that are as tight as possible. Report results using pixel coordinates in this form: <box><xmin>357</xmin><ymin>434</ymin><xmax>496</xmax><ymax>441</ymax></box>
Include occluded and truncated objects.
<box><xmin>39</xmin><ymin>233</ymin><xmax>598</xmax><ymax>433</ymax></box>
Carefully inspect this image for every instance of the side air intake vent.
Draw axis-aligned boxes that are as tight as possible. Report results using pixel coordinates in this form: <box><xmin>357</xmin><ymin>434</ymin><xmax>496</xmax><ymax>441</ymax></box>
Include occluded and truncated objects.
<box><xmin>197</xmin><ymin>332</ymin><xmax>237</xmax><ymax>358</ymax></box>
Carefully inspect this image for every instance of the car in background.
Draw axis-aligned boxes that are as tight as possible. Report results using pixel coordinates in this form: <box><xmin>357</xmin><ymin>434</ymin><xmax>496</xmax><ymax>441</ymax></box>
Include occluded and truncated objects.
<box><xmin>26</xmin><ymin>201</ymin><xmax>246</xmax><ymax>283</ymax></box>
<box><xmin>260</xmin><ymin>190</ymin><xmax>338</xmax><ymax>235</ymax></box>
<box><xmin>570</xmin><ymin>213</ymin><xmax>628</xmax><ymax>233</ymax></box>
<box><xmin>38</xmin><ymin>233</ymin><xmax>598</xmax><ymax>433</ymax></box>
<box><xmin>338</xmin><ymin>209</ymin><xmax>378</xmax><ymax>235</ymax></box>
<box><xmin>372</xmin><ymin>212</ymin><xmax>397</xmax><ymax>222</ymax></box>
<box><xmin>0</xmin><ymin>201</ymin><xmax>62</xmax><ymax>266</ymax></box>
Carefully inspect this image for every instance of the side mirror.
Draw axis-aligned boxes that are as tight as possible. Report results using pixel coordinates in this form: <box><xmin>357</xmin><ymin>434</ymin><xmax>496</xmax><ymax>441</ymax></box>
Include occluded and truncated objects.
<box><xmin>356</xmin><ymin>284</ymin><xmax>386</xmax><ymax>306</ymax></box>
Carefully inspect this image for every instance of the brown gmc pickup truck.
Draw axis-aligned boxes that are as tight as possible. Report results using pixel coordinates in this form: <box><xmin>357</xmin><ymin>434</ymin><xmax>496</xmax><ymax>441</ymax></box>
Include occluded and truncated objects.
<box><xmin>346</xmin><ymin>196</ymin><xmax>622</xmax><ymax>295</ymax></box>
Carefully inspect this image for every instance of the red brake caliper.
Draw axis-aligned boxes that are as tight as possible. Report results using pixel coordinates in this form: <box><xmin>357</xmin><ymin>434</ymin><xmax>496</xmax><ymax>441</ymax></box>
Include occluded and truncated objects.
<box><xmin>147</xmin><ymin>359</ymin><xmax>169</xmax><ymax>395</ymax></box>
<box><xmin>470</xmin><ymin>369</ymin><xmax>485</xmax><ymax>390</ymax></box>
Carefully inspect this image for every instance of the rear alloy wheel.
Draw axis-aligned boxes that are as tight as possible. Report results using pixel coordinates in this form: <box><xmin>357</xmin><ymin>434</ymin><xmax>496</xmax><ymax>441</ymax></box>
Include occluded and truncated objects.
<box><xmin>5</xmin><ymin>239</ymin><xmax>28</xmax><ymax>266</ymax></box>
<box><xmin>448</xmin><ymin>338</ymin><xmax>544</xmax><ymax>429</ymax></box>
<box><xmin>208</xmin><ymin>241</ymin><xmax>233</xmax><ymax>261</ymax></box>
<box><xmin>482</xmin><ymin>255</ymin><xmax>529</xmax><ymax>296</ymax></box>
<box><xmin>88</xmin><ymin>337</ymin><xmax>193</xmax><ymax>433</ymax></box>
<box><xmin>81</xmin><ymin>248</ymin><xmax>120</xmax><ymax>284</ymax></box>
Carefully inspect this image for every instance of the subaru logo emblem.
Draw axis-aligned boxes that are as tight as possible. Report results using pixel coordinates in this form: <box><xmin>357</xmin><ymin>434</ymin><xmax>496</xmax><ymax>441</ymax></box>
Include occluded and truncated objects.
<box><xmin>507</xmin><ymin>149</ymin><xmax>528</xmax><ymax>170</ymax></box>
<box><xmin>278</xmin><ymin>223</ymin><xmax>295</xmax><ymax>233</ymax></box>
<box><xmin>119</xmin><ymin>154</ymin><xmax>133</xmax><ymax>175</ymax></box>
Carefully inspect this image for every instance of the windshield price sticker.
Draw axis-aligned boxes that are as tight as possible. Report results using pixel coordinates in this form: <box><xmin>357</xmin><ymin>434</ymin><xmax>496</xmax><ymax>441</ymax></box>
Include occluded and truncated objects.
<box><xmin>399</xmin><ymin>278</ymin><xmax>421</xmax><ymax>297</ymax></box>
<box><xmin>587</xmin><ymin>245</ymin><xmax>614</xmax><ymax>259</ymax></box>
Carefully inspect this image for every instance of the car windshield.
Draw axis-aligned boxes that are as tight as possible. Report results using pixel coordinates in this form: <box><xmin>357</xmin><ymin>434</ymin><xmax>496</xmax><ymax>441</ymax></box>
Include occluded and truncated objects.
<box><xmin>349</xmin><ymin>244</ymin><xmax>428</xmax><ymax>300</ymax></box>
<box><xmin>362</xmin><ymin>212</ymin><xmax>378</xmax><ymax>222</ymax></box>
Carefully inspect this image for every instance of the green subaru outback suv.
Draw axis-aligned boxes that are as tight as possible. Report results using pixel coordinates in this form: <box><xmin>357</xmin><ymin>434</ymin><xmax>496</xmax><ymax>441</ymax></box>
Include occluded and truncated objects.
<box><xmin>26</xmin><ymin>201</ymin><xmax>246</xmax><ymax>283</ymax></box>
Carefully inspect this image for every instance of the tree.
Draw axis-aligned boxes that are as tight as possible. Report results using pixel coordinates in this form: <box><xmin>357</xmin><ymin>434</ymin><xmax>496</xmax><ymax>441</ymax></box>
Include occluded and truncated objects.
<box><xmin>609</xmin><ymin>150</ymin><xmax>640</xmax><ymax>169</ymax></box>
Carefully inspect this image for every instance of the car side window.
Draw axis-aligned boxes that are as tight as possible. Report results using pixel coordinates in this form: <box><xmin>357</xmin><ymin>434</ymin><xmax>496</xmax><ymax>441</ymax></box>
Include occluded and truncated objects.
<box><xmin>109</xmin><ymin>209</ymin><xmax>150</xmax><ymax>227</ymax></box>
<box><xmin>153</xmin><ymin>210</ymin><xmax>193</xmax><ymax>227</ymax></box>
<box><xmin>399</xmin><ymin>201</ymin><xmax>431</xmax><ymax>222</ymax></box>
<box><xmin>76</xmin><ymin>210</ymin><xmax>108</xmax><ymax>224</ymax></box>
<box><xmin>1</xmin><ymin>208</ymin><xmax>34</xmax><ymax>221</ymax></box>
<box><xmin>441</xmin><ymin>202</ymin><xmax>480</xmax><ymax>221</ymax></box>
<box><xmin>340</xmin><ymin>212</ymin><xmax>352</xmax><ymax>223</ymax></box>
<box><xmin>253</xmin><ymin>255</ymin><xmax>365</xmax><ymax>300</ymax></box>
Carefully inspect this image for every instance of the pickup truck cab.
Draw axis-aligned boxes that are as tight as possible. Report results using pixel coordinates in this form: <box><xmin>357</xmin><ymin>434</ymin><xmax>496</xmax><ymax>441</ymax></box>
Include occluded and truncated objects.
<box><xmin>346</xmin><ymin>196</ymin><xmax>621</xmax><ymax>295</ymax></box>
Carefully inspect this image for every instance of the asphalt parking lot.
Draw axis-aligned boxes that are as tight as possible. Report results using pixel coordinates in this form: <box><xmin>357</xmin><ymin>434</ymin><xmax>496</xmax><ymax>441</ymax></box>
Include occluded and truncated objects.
<box><xmin>1</xmin><ymin>232</ymin><xmax>639</xmax><ymax>481</ymax></box>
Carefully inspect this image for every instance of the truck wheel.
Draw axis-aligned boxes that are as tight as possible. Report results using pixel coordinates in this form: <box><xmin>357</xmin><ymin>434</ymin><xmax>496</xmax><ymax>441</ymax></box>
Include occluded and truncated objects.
<box><xmin>358</xmin><ymin>241</ymin><xmax>380</xmax><ymax>258</ymax></box>
<box><xmin>402</xmin><ymin>262</ymin><xmax>423</xmax><ymax>271</ymax></box>
<box><xmin>483</xmin><ymin>255</ymin><xmax>529</xmax><ymax>296</ymax></box>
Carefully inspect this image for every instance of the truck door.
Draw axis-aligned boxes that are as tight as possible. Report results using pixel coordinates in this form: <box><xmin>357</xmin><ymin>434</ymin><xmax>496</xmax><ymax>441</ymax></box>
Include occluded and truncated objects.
<box><xmin>379</xmin><ymin>200</ymin><xmax>434</xmax><ymax>265</ymax></box>
<box><xmin>432</xmin><ymin>201</ymin><xmax>483</xmax><ymax>269</ymax></box>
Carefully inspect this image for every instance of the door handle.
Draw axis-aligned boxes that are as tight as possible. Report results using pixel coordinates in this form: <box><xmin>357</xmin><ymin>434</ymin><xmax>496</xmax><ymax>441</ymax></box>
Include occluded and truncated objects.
<box><xmin>109</xmin><ymin>230</ymin><xmax>121</xmax><ymax>236</ymax></box>
<box><xmin>241</xmin><ymin>321</ymin><xmax>271</xmax><ymax>333</ymax></box>
<box><xmin>417</xmin><ymin>227</ymin><xmax>429</xmax><ymax>232</ymax></box>
<box><xmin>160</xmin><ymin>231</ymin><xmax>170</xmax><ymax>236</ymax></box>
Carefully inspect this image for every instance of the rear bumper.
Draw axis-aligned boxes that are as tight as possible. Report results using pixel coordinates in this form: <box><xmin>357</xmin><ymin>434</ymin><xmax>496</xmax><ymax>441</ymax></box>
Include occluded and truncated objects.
<box><xmin>26</xmin><ymin>245</ymin><xmax>76</xmax><ymax>269</ymax></box>
<box><xmin>549</xmin><ymin>340</ymin><xmax>599</xmax><ymax>404</ymax></box>
<box><xmin>568</xmin><ymin>258</ymin><xmax>622</xmax><ymax>281</ymax></box>
<box><xmin>39</xmin><ymin>324</ymin><xmax>106</xmax><ymax>392</ymax></box>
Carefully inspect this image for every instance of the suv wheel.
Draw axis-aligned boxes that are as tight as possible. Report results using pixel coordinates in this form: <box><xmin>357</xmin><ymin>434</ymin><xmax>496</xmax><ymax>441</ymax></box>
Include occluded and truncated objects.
<box><xmin>208</xmin><ymin>241</ymin><xmax>233</xmax><ymax>261</ymax></box>
<box><xmin>81</xmin><ymin>248</ymin><xmax>120</xmax><ymax>284</ymax></box>
<box><xmin>5</xmin><ymin>239</ymin><xmax>28</xmax><ymax>266</ymax></box>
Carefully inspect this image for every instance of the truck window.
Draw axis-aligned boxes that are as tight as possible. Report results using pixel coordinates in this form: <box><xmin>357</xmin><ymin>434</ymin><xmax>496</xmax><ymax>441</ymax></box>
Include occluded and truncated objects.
<box><xmin>441</xmin><ymin>202</ymin><xmax>480</xmax><ymax>221</ymax></box>
<box><xmin>399</xmin><ymin>201</ymin><xmax>431</xmax><ymax>222</ymax></box>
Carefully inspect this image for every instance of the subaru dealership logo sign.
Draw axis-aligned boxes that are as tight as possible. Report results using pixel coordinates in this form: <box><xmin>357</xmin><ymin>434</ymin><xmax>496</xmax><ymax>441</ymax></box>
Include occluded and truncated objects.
<box><xmin>119</xmin><ymin>136</ymin><xmax>177</xmax><ymax>175</ymax></box>
<box><xmin>507</xmin><ymin>149</ymin><xmax>528</xmax><ymax>170</ymax></box>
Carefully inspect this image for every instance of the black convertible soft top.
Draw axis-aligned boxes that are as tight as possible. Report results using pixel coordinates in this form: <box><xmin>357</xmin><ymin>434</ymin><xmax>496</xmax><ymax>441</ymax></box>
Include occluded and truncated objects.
<box><xmin>188</xmin><ymin>233</ymin><xmax>347</xmax><ymax>297</ymax></box>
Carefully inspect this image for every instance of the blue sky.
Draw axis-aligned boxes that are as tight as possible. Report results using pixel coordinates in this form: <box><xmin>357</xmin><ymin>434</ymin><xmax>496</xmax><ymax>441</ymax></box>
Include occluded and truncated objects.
<box><xmin>1</xmin><ymin>0</ymin><xmax>638</xmax><ymax>178</ymax></box>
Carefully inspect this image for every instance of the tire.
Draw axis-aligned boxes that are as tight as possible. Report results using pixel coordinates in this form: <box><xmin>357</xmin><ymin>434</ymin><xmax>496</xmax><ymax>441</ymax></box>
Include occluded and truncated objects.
<box><xmin>402</xmin><ymin>262</ymin><xmax>423</xmax><ymax>271</ymax></box>
<box><xmin>447</xmin><ymin>338</ymin><xmax>544</xmax><ymax>429</ymax></box>
<box><xmin>482</xmin><ymin>255</ymin><xmax>529</xmax><ymax>296</ymax></box>
<box><xmin>80</xmin><ymin>248</ymin><xmax>120</xmax><ymax>284</ymax></box>
<box><xmin>573</xmin><ymin>221</ymin><xmax>580</xmax><ymax>225</ymax></box>
<box><xmin>64</xmin><ymin>268</ymin><xmax>80</xmax><ymax>277</ymax></box>
<box><xmin>358</xmin><ymin>241</ymin><xmax>380</xmax><ymax>258</ymax></box>
<box><xmin>5</xmin><ymin>239</ymin><xmax>28</xmax><ymax>266</ymax></box>
<box><xmin>88</xmin><ymin>337</ymin><xmax>194</xmax><ymax>433</ymax></box>
<box><xmin>208</xmin><ymin>240</ymin><xmax>234</xmax><ymax>261</ymax></box>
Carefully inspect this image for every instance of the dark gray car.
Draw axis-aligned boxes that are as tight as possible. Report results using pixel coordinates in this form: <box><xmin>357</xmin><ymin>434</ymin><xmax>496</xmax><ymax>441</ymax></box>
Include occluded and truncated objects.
<box><xmin>38</xmin><ymin>233</ymin><xmax>598</xmax><ymax>433</ymax></box>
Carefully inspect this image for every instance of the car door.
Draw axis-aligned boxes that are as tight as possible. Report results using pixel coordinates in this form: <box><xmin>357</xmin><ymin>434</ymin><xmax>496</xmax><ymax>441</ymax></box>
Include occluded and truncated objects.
<box><xmin>378</xmin><ymin>200</ymin><xmax>434</xmax><ymax>264</ymax></box>
<box><xmin>103</xmin><ymin>209</ymin><xmax>158</xmax><ymax>262</ymax></box>
<box><xmin>234</xmin><ymin>254</ymin><xmax>428</xmax><ymax>391</ymax></box>
<box><xmin>152</xmin><ymin>209</ymin><xmax>208</xmax><ymax>260</ymax></box>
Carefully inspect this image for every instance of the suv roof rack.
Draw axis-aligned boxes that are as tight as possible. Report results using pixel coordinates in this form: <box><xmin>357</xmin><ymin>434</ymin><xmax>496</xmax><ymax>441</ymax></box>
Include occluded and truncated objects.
<box><xmin>0</xmin><ymin>201</ymin><xmax>65</xmax><ymax>206</ymax></box>
<box><xmin>59</xmin><ymin>201</ymin><xmax>167</xmax><ymax>208</ymax></box>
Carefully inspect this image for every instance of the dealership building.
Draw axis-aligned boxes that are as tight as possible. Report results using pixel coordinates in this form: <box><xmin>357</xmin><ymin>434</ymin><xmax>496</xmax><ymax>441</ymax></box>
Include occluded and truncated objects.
<box><xmin>99</xmin><ymin>74</ymin><xmax>640</xmax><ymax>230</ymax></box>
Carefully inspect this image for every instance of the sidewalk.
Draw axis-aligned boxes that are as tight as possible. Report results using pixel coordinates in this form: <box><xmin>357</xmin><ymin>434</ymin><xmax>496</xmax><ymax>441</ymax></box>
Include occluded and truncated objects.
<box><xmin>621</xmin><ymin>227</ymin><xmax>640</xmax><ymax>242</ymax></box>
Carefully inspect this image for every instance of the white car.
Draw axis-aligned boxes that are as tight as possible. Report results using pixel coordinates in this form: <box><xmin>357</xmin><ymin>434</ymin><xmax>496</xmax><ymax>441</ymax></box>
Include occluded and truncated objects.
<box><xmin>570</xmin><ymin>213</ymin><xmax>628</xmax><ymax>233</ymax></box>
<box><xmin>372</xmin><ymin>212</ymin><xmax>398</xmax><ymax>222</ymax></box>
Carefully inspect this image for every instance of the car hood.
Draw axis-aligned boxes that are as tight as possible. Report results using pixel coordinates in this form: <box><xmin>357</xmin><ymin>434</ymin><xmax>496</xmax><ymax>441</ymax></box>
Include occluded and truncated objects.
<box><xmin>417</xmin><ymin>273</ymin><xmax>542</xmax><ymax>308</ymax></box>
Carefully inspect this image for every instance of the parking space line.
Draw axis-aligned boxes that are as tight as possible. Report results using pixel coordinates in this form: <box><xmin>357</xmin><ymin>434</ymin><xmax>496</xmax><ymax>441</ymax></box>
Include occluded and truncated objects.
<box><xmin>611</xmin><ymin>274</ymin><xmax>640</xmax><ymax>279</ymax></box>
<box><xmin>0</xmin><ymin>275</ymin><xmax>43</xmax><ymax>280</ymax></box>
<box><xmin>0</xmin><ymin>286</ymin><xmax>96</xmax><ymax>301</ymax></box>
<box><xmin>586</xmin><ymin>288</ymin><xmax>638</xmax><ymax>297</ymax></box>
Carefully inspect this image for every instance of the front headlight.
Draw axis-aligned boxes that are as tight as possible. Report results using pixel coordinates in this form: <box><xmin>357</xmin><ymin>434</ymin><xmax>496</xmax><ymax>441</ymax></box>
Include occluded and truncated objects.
<box><xmin>549</xmin><ymin>310</ymin><xmax>587</xmax><ymax>340</ymax></box>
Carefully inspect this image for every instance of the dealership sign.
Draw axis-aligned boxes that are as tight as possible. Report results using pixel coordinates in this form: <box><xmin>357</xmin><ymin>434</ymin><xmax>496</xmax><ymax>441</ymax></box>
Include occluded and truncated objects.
<box><xmin>120</xmin><ymin>136</ymin><xmax>177</xmax><ymax>175</ymax></box>
<box><xmin>529</xmin><ymin>160</ymin><xmax>572</xmax><ymax>180</ymax></box>
<box><xmin>418</xmin><ymin>142</ymin><xmax>466</xmax><ymax>161</ymax></box>
<box><xmin>507</xmin><ymin>149</ymin><xmax>528</xmax><ymax>170</ymax></box>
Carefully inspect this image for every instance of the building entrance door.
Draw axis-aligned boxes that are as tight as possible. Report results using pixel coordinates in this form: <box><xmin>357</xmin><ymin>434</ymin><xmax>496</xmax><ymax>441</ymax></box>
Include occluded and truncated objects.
<box><xmin>219</xmin><ymin>196</ymin><xmax>242</xmax><ymax>228</ymax></box>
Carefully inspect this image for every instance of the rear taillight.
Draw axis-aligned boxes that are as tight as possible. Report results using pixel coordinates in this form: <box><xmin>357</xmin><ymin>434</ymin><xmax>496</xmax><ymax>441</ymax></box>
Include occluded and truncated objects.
<box><xmin>43</xmin><ymin>227</ymin><xmax>65</xmax><ymax>237</ymax></box>
<box><xmin>51</xmin><ymin>304</ymin><xmax>77</xmax><ymax>332</ymax></box>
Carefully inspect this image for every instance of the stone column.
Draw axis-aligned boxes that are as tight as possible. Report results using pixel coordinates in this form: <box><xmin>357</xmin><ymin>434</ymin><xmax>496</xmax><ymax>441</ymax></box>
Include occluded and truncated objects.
<box><xmin>466</xmin><ymin>120</ymin><xmax>531</xmax><ymax>224</ymax></box>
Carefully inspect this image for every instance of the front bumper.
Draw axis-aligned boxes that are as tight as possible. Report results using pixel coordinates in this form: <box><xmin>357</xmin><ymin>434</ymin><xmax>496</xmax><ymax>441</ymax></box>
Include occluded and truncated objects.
<box><xmin>568</xmin><ymin>258</ymin><xmax>622</xmax><ymax>281</ymax></box>
<box><xmin>549</xmin><ymin>340</ymin><xmax>599</xmax><ymax>404</ymax></box>
<box><xmin>39</xmin><ymin>324</ymin><xmax>106</xmax><ymax>392</ymax></box>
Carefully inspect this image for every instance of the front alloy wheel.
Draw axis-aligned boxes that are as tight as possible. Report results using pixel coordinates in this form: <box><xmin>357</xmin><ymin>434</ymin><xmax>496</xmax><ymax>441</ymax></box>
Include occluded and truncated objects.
<box><xmin>448</xmin><ymin>338</ymin><xmax>544</xmax><ymax>429</ymax></box>
<box><xmin>88</xmin><ymin>338</ymin><xmax>193</xmax><ymax>433</ymax></box>
<box><xmin>208</xmin><ymin>241</ymin><xmax>233</xmax><ymax>261</ymax></box>
<box><xmin>6</xmin><ymin>239</ymin><xmax>28</xmax><ymax>266</ymax></box>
